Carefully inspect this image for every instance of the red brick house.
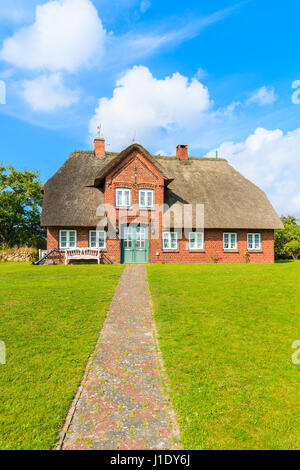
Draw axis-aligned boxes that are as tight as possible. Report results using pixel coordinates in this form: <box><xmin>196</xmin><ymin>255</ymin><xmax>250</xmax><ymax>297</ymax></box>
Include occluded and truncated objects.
<box><xmin>41</xmin><ymin>138</ymin><xmax>283</xmax><ymax>264</ymax></box>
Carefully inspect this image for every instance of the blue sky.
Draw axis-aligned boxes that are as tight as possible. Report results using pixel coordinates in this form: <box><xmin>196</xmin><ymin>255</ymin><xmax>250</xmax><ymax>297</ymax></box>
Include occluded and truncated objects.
<box><xmin>0</xmin><ymin>0</ymin><xmax>300</xmax><ymax>216</ymax></box>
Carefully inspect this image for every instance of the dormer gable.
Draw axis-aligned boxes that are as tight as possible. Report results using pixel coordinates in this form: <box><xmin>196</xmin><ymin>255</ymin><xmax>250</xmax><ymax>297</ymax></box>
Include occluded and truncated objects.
<box><xmin>93</xmin><ymin>143</ymin><xmax>173</xmax><ymax>187</ymax></box>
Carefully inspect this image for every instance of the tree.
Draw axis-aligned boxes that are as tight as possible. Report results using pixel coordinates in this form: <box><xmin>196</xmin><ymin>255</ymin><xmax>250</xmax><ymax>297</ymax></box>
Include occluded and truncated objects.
<box><xmin>0</xmin><ymin>165</ymin><xmax>46</xmax><ymax>248</ymax></box>
<box><xmin>275</xmin><ymin>215</ymin><xmax>300</xmax><ymax>259</ymax></box>
<box><xmin>280</xmin><ymin>215</ymin><xmax>300</xmax><ymax>226</ymax></box>
<box><xmin>284</xmin><ymin>240</ymin><xmax>300</xmax><ymax>261</ymax></box>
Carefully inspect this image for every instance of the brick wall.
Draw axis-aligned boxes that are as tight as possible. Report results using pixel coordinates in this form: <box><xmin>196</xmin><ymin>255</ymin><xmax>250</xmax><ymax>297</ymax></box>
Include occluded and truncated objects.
<box><xmin>46</xmin><ymin>150</ymin><xmax>275</xmax><ymax>265</ymax></box>
<box><xmin>47</xmin><ymin>227</ymin><xmax>274</xmax><ymax>265</ymax></box>
<box><xmin>161</xmin><ymin>229</ymin><xmax>274</xmax><ymax>264</ymax></box>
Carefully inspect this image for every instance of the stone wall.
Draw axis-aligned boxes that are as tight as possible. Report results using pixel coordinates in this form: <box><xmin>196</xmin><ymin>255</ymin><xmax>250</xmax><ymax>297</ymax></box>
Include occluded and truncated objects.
<box><xmin>0</xmin><ymin>249</ymin><xmax>38</xmax><ymax>262</ymax></box>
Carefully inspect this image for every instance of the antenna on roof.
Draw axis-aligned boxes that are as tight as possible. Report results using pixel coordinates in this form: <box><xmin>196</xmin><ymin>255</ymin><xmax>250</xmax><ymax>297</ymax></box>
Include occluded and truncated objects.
<box><xmin>97</xmin><ymin>124</ymin><xmax>102</xmax><ymax>138</ymax></box>
<box><xmin>132</xmin><ymin>130</ymin><xmax>136</xmax><ymax>144</ymax></box>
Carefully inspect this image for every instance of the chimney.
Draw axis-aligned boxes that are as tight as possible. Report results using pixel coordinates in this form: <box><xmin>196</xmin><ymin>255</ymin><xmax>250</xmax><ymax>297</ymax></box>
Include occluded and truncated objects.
<box><xmin>176</xmin><ymin>144</ymin><xmax>188</xmax><ymax>160</ymax></box>
<box><xmin>94</xmin><ymin>137</ymin><xmax>105</xmax><ymax>157</ymax></box>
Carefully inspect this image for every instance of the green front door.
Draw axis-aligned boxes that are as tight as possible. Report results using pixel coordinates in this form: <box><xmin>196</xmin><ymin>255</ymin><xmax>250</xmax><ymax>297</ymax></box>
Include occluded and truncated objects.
<box><xmin>121</xmin><ymin>224</ymin><xmax>149</xmax><ymax>264</ymax></box>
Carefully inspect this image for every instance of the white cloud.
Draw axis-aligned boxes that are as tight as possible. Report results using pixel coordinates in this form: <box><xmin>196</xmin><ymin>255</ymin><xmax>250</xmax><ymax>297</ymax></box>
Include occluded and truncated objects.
<box><xmin>205</xmin><ymin>127</ymin><xmax>300</xmax><ymax>216</ymax></box>
<box><xmin>0</xmin><ymin>0</ymin><xmax>106</xmax><ymax>72</ymax></box>
<box><xmin>89</xmin><ymin>65</ymin><xmax>212</xmax><ymax>149</ymax></box>
<box><xmin>140</xmin><ymin>0</ymin><xmax>151</xmax><ymax>13</ymax></box>
<box><xmin>247</xmin><ymin>86</ymin><xmax>277</xmax><ymax>106</ymax></box>
<box><xmin>20</xmin><ymin>73</ymin><xmax>79</xmax><ymax>111</ymax></box>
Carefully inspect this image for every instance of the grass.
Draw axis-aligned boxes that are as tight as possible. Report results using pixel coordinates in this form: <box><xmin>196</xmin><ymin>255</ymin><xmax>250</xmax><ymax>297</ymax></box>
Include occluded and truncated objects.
<box><xmin>0</xmin><ymin>262</ymin><xmax>123</xmax><ymax>450</ymax></box>
<box><xmin>147</xmin><ymin>262</ymin><xmax>300</xmax><ymax>450</ymax></box>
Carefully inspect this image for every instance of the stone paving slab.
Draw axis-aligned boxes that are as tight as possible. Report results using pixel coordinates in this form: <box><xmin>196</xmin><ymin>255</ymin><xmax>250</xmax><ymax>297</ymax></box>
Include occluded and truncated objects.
<box><xmin>61</xmin><ymin>266</ymin><xmax>180</xmax><ymax>450</ymax></box>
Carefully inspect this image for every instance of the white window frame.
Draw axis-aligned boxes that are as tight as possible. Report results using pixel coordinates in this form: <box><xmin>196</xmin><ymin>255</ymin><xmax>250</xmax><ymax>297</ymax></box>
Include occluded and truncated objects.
<box><xmin>247</xmin><ymin>233</ymin><xmax>262</xmax><ymax>251</ymax></box>
<box><xmin>163</xmin><ymin>231</ymin><xmax>178</xmax><ymax>251</ymax></box>
<box><xmin>89</xmin><ymin>230</ymin><xmax>106</xmax><ymax>250</ymax></box>
<box><xmin>116</xmin><ymin>188</ymin><xmax>132</xmax><ymax>208</ymax></box>
<box><xmin>223</xmin><ymin>232</ymin><xmax>238</xmax><ymax>251</ymax></box>
<box><xmin>189</xmin><ymin>231</ymin><xmax>204</xmax><ymax>250</ymax></box>
<box><xmin>59</xmin><ymin>230</ymin><xmax>77</xmax><ymax>249</ymax></box>
<box><xmin>139</xmin><ymin>189</ymin><xmax>154</xmax><ymax>209</ymax></box>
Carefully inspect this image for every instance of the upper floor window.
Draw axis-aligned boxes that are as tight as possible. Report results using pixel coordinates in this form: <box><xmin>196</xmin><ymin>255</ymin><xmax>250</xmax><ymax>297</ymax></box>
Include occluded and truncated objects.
<box><xmin>59</xmin><ymin>230</ymin><xmax>77</xmax><ymax>249</ymax></box>
<box><xmin>163</xmin><ymin>231</ymin><xmax>178</xmax><ymax>250</ymax></box>
<box><xmin>247</xmin><ymin>233</ymin><xmax>262</xmax><ymax>251</ymax></box>
<box><xmin>139</xmin><ymin>189</ymin><xmax>154</xmax><ymax>209</ymax></box>
<box><xmin>89</xmin><ymin>230</ymin><xmax>106</xmax><ymax>249</ymax></box>
<box><xmin>189</xmin><ymin>231</ymin><xmax>204</xmax><ymax>250</ymax></box>
<box><xmin>223</xmin><ymin>232</ymin><xmax>237</xmax><ymax>250</ymax></box>
<box><xmin>116</xmin><ymin>188</ymin><xmax>131</xmax><ymax>208</ymax></box>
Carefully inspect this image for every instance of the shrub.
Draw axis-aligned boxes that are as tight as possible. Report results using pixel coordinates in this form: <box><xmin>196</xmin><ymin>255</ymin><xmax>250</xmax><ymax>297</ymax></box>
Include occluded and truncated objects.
<box><xmin>284</xmin><ymin>240</ymin><xmax>300</xmax><ymax>261</ymax></box>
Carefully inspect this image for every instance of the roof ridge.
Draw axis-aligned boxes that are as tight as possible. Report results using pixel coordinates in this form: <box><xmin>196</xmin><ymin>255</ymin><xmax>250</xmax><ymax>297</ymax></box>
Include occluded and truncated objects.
<box><xmin>152</xmin><ymin>155</ymin><xmax>227</xmax><ymax>161</ymax></box>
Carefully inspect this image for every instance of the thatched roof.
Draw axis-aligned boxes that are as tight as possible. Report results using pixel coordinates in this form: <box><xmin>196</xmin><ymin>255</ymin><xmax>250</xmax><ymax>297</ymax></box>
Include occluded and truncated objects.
<box><xmin>41</xmin><ymin>144</ymin><xmax>283</xmax><ymax>229</ymax></box>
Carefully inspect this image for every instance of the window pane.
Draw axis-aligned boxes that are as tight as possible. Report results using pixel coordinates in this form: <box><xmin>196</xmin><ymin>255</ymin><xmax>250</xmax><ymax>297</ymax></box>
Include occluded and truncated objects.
<box><xmin>136</xmin><ymin>227</ymin><xmax>145</xmax><ymax>249</ymax></box>
<box><xmin>255</xmin><ymin>234</ymin><xmax>260</xmax><ymax>249</ymax></box>
<box><xmin>171</xmin><ymin>233</ymin><xmax>177</xmax><ymax>249</ymax></box>
<box><xmin>60</xmin><ymin>231</ymin><xmax>67</xmax><ymax>248</ymax></box>
<box><xmin>224</xmin><ymin>234</ymin><xmax>229</xmax><ymax>249</ymax></box>
<box><xmin>248</xmin><ymin>234</ymin><xmax>253</xmax><ymax>249</ymax></box>
<box><xmin>189</xmin><ymin>233</ymin><xmax>196</xmax><ymax>249</ymax></box>
<box><xmin>136</xmin><ymin>226</ymin><xmax>141</xmax><ymax>248</ymax></box>
<box><xmin>124</xmin><ymin>227</ymin><xmax>132</xmax><ymax>249</ymax></box>
<box><xmin>90</xmin><ymin>231</ymin><xmax>97</xmax><ymax>247</ymax></box>
<box><xmin>69</xmin><ymin>232</ymin><xmax>76</xmax><ymax>248</ymax></box>
<box><xmin>230</xmin><ymin>234</ymin><xmax>237</xmax><ymax>249</ymax></box>
<box><xmin>197</xmin><ymin>232</ymin><xmax>203</xmax><ymax>249</ymax></box>
<box><xmin>124</xmin><ymin>190</ymin><xmax>130</xmax><ymax>206</ymax></box>
<box><xmin>147</xmin><ymin>191</ymin><xmax>153</xmax><ymax>207</ymax></box>
<box><xmin>163</xmin><ymin>232</ymin><xmax>169</xmax><ymax>249</ymax></box>
<box><xmin>117</xmin><ymin>190</ymin><xmax>122</xmax><ymax>206</ymax></box>
<box><xmin>140</xmin><ymin>191</ymin><xmax>145</xmax><ymax>207</ymax></box>
<box><xmin>98</xmin><ymin>231</ymin><xmax>106</xmax><ymax>249</ymax></box>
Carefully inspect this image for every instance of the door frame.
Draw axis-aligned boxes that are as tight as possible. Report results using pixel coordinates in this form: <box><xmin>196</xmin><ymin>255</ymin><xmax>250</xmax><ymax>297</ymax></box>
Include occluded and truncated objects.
<box><xmin>121</xmin><ymin>223</ymin><xmax>149</xmax><ymax>265</ymax></box>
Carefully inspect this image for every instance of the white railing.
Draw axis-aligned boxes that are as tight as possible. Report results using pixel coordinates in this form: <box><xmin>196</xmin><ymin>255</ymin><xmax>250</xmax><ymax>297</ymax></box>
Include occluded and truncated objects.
<box><xmin>39</xmin><ymin>249</ymin><xmax>47</xmax><ymax>260</ymax></box>
<box><xmin>65</xmin><ymin>248</ymin><xmax>101</xmax><ymax>265</ymax></box>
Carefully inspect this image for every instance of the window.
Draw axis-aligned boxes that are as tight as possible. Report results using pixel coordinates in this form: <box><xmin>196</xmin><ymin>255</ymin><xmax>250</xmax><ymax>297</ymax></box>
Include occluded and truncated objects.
<box><xmin>189</xmin><ymin>232</ymin><xmax>204</xmax><ymax>250</ymax></box>
<box><xmin>123</xmin><ymin>226</ymin><xmax>133</xmax><ymax>249</ymax></box>
<box><xmin>136</xmin><ymin>226</ymin><xmax>146</xmax><ymax>249</ymax></box>
<box><xmin>139</xmin><ymin>189</ymin><xmax>154</xmax><ymax>209</ymax></box>
<box><xmin>163</xmin><ymin>231</ymin><xmax>178</xmax><ymax>250</ymax></box>
<box><xmin>89</xmin><ymin>230</ymin><xmax>106</xmax><ymax>249</ymax></box>
<box><xmin>59</xmin><ymin>230</ymin><xmax>77</xmax><ymax>249</ymax></box>
<box><xmin>223</xmin><ymin>232</ymin><xmax>237</xmax><ymax>250</ymax></box>
<box><xmin>116</xmin><ymin>188</ymin><xmax>131</xmax><ymax>208</ymax></box>
<box><xmin>247</xmin><ymin>233</ymin><xmax>262</xmax><ymax>251</ymax></box>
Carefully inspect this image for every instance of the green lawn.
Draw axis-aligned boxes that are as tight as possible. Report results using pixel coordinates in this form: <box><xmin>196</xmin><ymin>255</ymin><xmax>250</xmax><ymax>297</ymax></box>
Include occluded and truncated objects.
<box><xmin>0</xmin><ymin>262</ymin><xmax>123</xmax><ymax>450</ymax></box>
<box><xmin>147</xmin><ymin>263</ymin><xmax>300</xmax><ymax>450</ymax></box>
